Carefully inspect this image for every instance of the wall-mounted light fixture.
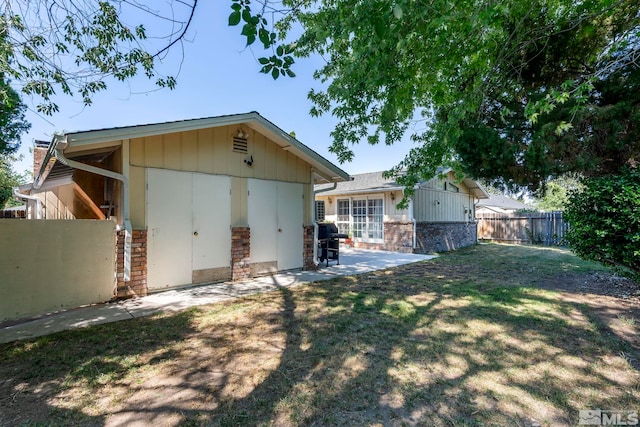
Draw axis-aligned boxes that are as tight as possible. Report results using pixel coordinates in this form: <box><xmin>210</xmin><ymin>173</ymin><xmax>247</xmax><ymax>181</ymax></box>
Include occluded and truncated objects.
<box><xmin>244</xmin><ymin>155</ymin><xmax>253</xmax><ymax>166</ymax></box>
<box><xmin>434</xmin><ymin>200</ymin><xmax>440</xmax><ymax>205</ymax></box>
<box><xmin>328</xmin><ymin>197</ymin><xmax>333</xmax><ymax>204</ymax></box>
<box><xmin>237</xmin><ymin>128</ymin><xmax>249</xmax><ymax>139</ymax></box>
<box><xmin>390</xmin><ymin>192</ymin><xmax>396</xmax><ymax>201</ymax></box>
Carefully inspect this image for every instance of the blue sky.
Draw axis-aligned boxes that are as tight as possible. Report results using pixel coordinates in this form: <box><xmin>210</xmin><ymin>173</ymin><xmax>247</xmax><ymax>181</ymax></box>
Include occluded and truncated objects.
<box><xmin>14</xmin><ymin>1</ymin><xmax>417</xmax><ymax>177</ymax></box>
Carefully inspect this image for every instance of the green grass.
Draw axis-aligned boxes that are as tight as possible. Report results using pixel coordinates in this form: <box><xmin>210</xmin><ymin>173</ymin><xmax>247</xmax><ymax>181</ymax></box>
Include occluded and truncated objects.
<box><xmin>0</xmin><ymin>244</ymin><xmax>638</xmax><ymax>426</ymax></box>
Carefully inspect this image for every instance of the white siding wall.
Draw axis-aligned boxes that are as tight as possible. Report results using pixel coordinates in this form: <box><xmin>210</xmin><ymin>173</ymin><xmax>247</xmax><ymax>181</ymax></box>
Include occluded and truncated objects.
<box><xmin>316</xmin><ymin>191</ymin><xmax>410</xmax><ymax>222</ymax></box>
<box><xmin>413</xmin><ymin>188</ymin><xmax>475</xmax><ymax>222</ymax></box>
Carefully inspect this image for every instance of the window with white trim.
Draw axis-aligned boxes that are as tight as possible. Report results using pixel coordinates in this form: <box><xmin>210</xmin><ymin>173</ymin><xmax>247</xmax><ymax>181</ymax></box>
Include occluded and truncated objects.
<box><xmin>336</xmin><ymin>199</ymin><xmax>350</xmax><ymax>235</ymax></box>
<box><xmin>367</xmin><ymin>199</ymin><xmax>383</xmax><ymax>240</ymax></box>
<box><xmin>315</xmin><ymin>200</ymin><xmax>326</xmax><ymax>222</ymax></box>
<box><xmin>335</xmin><ymin>197</ymin><xmax>384</xmax><ymax>242</ymax></box>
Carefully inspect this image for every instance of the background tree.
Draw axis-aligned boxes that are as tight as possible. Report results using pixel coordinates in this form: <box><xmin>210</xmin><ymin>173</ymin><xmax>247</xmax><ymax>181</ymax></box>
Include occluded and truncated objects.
<box><xmin>0</xmin><ymin>67</ymin><xmax>30</xmax><ymax>207</ymax></box>
<box><xmin>0</xmin><ymin>154</ymin><xmax>29</xmax><ymax>208</ymax></box>
<box><xmin>1</xmin><ymin>1</ymin><xmax>197</xmax><ymax>114</ymax></box>
<box><xmin>0</xmin><ymin>72</ymin><xmax>30</xmax><ymax>156</ymax></box>
<box><xmin>230</xmin><ymin>0</ymin><xmax>639</xmax><ymax>194</ymax></box>
<box><xmin>534</xmin><ymin>176</ymin><xmax>583</xmax><ymax>212</ymax></box>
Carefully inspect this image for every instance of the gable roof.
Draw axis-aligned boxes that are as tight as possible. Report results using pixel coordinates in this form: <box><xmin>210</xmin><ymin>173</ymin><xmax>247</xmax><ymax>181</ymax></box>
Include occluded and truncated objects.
<box><xmin>315</xmin><ymin>170</ymin><xmax>489</xmax><ymax>199</ymax></box>
<box><xmin>476</xmin><ymin>194</ymin><xmax>534</xmax><ymax>210</ymax></box>
<box><xmin>35</xmin><ymin>112</ymin><xmax>351</xmax><ymax>186</ymax></box>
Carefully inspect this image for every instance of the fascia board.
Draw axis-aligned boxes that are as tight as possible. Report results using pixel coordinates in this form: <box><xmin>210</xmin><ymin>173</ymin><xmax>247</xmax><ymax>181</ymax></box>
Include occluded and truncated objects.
<box><xmin>64</xmin><ymin>113</ymin><xmax>259</xmax><ymax>147</ymax></box>
<box><xmin>62</xmin><ymin>112</ymin><xmax>351</xmax><ymax>183</ymax></box>
<box><xmin>316</xmin><ymin>187</ymin><xmax>405</xmax><ymax>197</ymax></box>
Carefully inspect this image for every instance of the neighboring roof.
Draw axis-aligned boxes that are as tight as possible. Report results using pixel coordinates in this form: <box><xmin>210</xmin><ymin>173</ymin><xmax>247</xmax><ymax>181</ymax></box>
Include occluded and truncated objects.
<box><xmin>476</xmin><ymin>194</ymin><xmax>533</xmax><ymax>210</ymax></box>
<box><xmin>38</xmin><ymin>111</ymin><xmax>350</xmax><ymax>185</ymax></box>
<box><xmin>3</xmin><ymin>205</ymin><xmax>25</xmax><ymax>211</ymax></box>
<box><xmin>315</xmin><ymin>170</ymin><xmax>489</xmax><ymax>199</ymax></box>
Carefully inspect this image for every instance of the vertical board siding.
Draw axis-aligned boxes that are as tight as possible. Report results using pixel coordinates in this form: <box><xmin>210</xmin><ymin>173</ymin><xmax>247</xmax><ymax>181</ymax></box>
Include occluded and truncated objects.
<box><xmin>414</xmin><ymin>188</ymin><xmax>473</xmax><ymax>222</ymax></box>
<box><xmin>164</xmin><ymin>132</ymin><xmax>182</xmax><ymax>170</ymax></box>
<box><xmin>476</xmin><ymin>212</ymin><xmax>567</xmax><ymax>245</ymax></box>
<box><xmin>197</xmin><ymin>128</ymin><xmax>214</xmax><ymax>173</ymax></box>
<box><xmin>181</xmin><ymin>130</ymin><xmax>199</xmax><ymax>171</ymax></box>
<box><xmin>129</xmin><ymin>124</ymin><xmax>311</xmax><ymax>184</ymax></box>
<box><xmin>129</xmin><ymin>166</ymin><xmax>145</xmax><ymax>229</ymax></box>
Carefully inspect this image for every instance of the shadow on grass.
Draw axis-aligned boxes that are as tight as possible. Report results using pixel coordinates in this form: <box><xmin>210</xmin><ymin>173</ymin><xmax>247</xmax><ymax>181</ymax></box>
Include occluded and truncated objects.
<box><xmin>1</xmin><ymin>245</ymin><xmax>638</xmax><ymax>426</ymax></box>
<box><xmin>0</xmin><ymin>310</ymin><xmax>199</xmax><ymax>426</ymax></box>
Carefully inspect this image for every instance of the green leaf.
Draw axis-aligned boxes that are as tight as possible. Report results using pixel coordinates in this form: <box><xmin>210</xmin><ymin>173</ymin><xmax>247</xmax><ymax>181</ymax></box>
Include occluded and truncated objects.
<box><xmin>272</xmin><ymin>68</ymin><xmax>280</xmax><ymax>79</ymax></box>
<box><xmin>276</xmin><ymin>45</ymin><xmax>284</xmax><ymax>56</ymax></box>
<box><xmin>242</xmin><ymin>8</ymin><xmax>252</xmax><ymax>23</ymax></box>
<box><xmin>241</xmin><ymin>23</ymin><xmax>254</xmax><ymax>37</ymax></box>
<box><xmin>258</xmin><ymin>57</ymin><xmax>270</xmax><ymax>65</ymax></box>
<box><xmin>393</xmin><ymin>4</ymin><xmax>403</xmax><ymax>19</ymax></box>
<box><xmin>259</xmin><ymin>28</ymin><xmax>270</xmax><ymax>48</ymax></box>
<box><xmin>228</xmin><ymin>11</ymin><xmax>241</xmax><ymax>26</ymax></box>
<box><xmin>286</xmin><ymin>69</ymin><xmax>296</xmax><ymax>78</ymax></box>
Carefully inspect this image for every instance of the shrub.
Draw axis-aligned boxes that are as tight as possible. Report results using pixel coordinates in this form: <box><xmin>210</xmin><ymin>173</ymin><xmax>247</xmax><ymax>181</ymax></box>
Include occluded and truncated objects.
<box><xmin>565</xmin><ymin>167</ymin><xmax>640</xmax><ymax>281</ymax></box>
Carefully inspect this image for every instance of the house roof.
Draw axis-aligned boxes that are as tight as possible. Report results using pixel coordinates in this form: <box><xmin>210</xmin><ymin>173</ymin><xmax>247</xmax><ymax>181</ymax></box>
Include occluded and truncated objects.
<box><xmin>35</xmin><ymin>111</ymin><xmax>351</xmax><ymax>186</ymax></box>
<box><xmin>315</xmin><ymin>171</ymin><xmax>403</xmax><ymax>195</ymax></box>
<box><xmin>476</xmin><ymin>194</ymin><xmax>533</xmax><ymax>210</ymax></box>
<box><xmin>315</xmin><ymin>170</ymin><xmax>489</xmax><ymax>199</ymax></box>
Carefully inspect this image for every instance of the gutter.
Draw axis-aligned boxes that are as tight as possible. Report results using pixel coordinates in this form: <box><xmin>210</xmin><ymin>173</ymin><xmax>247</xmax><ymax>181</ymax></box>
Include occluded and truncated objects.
<box><xmin>54</xmin><ymin>135</ymin><xmax>133</xmax><ymax>282</ymax></box>
<box><xmin>409</xmin><ymin>197</ymin><xmax>417</xmax><ymax>249</ymax></box>
<box><xmin>13</xmin><ymin>186</ymin><xmax>42</xmax><ymax>219</ymax></box>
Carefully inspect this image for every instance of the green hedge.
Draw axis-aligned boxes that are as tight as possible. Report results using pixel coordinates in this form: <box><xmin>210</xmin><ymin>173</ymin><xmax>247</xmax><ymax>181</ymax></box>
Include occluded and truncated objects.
<box><xmin>565</xmin><ymin>168</ymin><xmax>640</xmax><ymax>281</ymax></box>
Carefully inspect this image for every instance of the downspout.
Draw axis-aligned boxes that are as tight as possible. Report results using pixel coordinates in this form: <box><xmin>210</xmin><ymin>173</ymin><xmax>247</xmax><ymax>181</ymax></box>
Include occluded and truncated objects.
<box><xmin>409</xmin><ymin>196</ymin><xmax>417</xmax><ymax>249</ymax></box>
<box><xmin>54</xmin><ymin>137</ymin><xmax>132</xmax><ymax>282</ymax></box>
<box><xmin>13</xmin><ymin>186</ymin><xmax>42</xmax><ymax>219</ymax></box>
<box><xmin>312</xmin><ymin>179</ymin><xmax>338</xmax><ymax>264</ymax></box>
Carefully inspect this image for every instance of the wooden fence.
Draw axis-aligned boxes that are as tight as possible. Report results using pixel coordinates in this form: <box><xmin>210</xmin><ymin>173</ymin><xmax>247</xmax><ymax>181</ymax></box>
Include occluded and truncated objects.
<box><xmin>476</xmin><ymin>211</ymin><xmax>568</xmax><ymax>246</ymax></box>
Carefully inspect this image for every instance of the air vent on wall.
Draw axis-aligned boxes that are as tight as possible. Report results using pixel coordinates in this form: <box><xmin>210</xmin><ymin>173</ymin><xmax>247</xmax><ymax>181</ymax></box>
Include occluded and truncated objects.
<box><xmin>233</xmin><ymin>137</ymin><xmax>248</xmax><ymax>153</ymax></box>
<box><xmin>233</xmin><ymin>128</ymin><xmax>249</xmax><ymax>153</ymax></box>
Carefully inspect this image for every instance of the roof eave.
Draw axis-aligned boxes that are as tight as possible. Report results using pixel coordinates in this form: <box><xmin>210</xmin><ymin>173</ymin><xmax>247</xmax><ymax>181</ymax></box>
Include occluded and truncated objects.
<box><xmin>315</xmin><ymin>186</ymin><xmax>405</xmax><ymax>197</ymax></box>
<box><xmin>61</xmin><ymin>112</ymin><xmax>351</xmax><ymax>184</ymax></box>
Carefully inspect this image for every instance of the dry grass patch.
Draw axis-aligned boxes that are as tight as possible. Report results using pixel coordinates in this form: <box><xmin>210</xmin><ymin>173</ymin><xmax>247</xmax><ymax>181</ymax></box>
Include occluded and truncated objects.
<box><xmin>1</xmin><ymin>244</ymin><xmax>639</xmax><ymax>426</ymax></box>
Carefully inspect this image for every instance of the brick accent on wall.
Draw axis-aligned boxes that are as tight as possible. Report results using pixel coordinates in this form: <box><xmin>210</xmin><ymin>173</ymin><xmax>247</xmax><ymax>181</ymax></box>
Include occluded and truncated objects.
<box><xmin>231</xmin><ymin>227</ymin><xmax>251</xmax><ymax>281</ymax></box>
<box><xmin>413</xmin><ymin>221</ymin><xmax>477</xmax><ymax>254</ymax></box>
<box><xmin>116</xmin><ymin>230</ymin><xmax>147</xmax><ymax>298</ymax></box>
<box><xmin>384</xmin><ymin>222</ymin><xmax>414</xmax><ymax>253</ymax></box>
<box><xmin>352</xmin><ymin>221</ymin><xmax>414</xmax><ymax>253</ymax></box>
<box><xmin>303</xmin><ymin>225</ymin><xmax>317</xmax><ymax>270</ymax></box>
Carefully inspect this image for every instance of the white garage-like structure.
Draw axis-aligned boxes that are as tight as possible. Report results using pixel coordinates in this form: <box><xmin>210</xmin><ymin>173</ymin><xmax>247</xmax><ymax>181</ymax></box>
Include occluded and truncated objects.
<box><xmin>25</xmin><ymin>112</ymin><xmax>350</xmax><ymax>297</ymax></box>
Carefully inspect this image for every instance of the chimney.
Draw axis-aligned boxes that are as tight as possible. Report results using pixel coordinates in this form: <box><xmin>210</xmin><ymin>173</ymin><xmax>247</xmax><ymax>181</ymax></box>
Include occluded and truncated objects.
<box><xmin>33</xmin><ymin>140</ymin><xmax>50</xmax><ymax>179</ymax></box>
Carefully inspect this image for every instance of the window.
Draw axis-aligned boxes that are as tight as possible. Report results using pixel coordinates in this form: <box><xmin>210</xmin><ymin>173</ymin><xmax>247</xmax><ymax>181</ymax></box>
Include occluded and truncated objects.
<box><xmin>335</xmin><ymin>197</ymin><xmax>384</xmax><ymax>242</ymax></box>
<box><xmin>367</xmin><ymin>199</ymin><xmax>383</xmax><ymax>240</ymax></box>
<box><xmin>336</xmin><ymin>199</ymin><xmax>350</xmax><ymax>235</ymax></box>
<box><xmin>352</xmin><ymin>199</ymin><xmax>367</xmax><ymax>238</ymax></box>
<box><xmin>445</xmin><ymin>182</ymin><xmax>459</xmax><ymax>193</ymax></box>
<box><xmin>315</xmin><ymin>200</ymin><xmax>326</xmax><ymax>222</ymax></box>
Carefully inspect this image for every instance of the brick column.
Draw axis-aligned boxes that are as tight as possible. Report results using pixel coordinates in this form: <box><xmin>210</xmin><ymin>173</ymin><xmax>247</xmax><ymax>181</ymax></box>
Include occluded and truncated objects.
<box><xmin>116</xmin><ymin>230</ymin><xmax>147</xmax><ymax>298</ymax></box>
<box><xmin>231</xmin><ymin>226</ymin><xmax>251</xmax><ymax>280</ymax></box>
<box><xmin>303</xmin><ymin>225</ymin><xmax>317</xmax><ymax>271</ymax></box>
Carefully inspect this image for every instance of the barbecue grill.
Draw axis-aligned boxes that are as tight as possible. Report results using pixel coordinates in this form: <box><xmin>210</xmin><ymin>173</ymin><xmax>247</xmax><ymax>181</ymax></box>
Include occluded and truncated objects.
<box><xmin>317</xmin><ymin>223</ymin><xmax>348</xmax><ymax>267</ymax></box>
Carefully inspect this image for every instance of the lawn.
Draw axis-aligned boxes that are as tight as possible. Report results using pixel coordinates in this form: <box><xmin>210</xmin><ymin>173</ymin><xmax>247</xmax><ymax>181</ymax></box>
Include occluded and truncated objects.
<box><xmin>1</xmin><ymin>244</ymin><xmax>638</xmax><ymax>426</ymax></box>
